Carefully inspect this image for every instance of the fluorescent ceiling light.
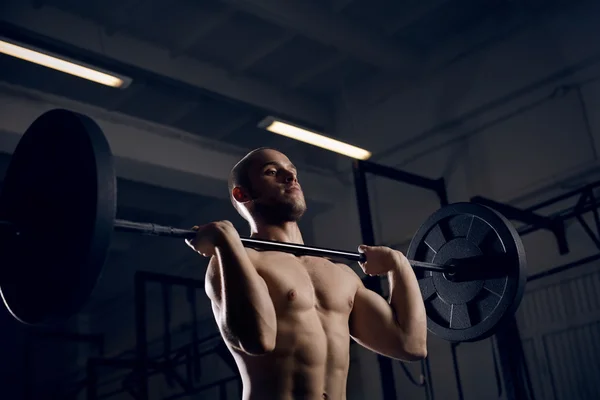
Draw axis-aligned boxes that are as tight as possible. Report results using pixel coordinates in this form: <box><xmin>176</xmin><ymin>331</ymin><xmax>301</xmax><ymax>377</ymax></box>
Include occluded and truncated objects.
<box><xmin>0</xmin><ymin>37</ymin><xmax>131</xmax><ymax>88</ymax></box>
<box><xmin>259</xmin><ymin>117</ymin><xmax>371</xmax><ymax>160</ymax></box>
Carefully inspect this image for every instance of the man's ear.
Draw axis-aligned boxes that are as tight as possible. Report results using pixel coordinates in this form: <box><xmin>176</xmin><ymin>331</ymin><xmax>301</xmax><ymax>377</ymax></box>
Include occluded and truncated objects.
<box><xmin>232</xmin><ymin>186</ymin><xmax>251</xmax><ymax>203</ymax></box>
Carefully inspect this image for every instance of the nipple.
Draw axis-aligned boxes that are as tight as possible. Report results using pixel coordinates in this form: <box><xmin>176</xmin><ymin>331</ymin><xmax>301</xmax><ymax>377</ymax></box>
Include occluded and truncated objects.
<box><xmin>287</xmin><ymin>289</ymin><xmax>297</xmax><ymax>301</ymax></box>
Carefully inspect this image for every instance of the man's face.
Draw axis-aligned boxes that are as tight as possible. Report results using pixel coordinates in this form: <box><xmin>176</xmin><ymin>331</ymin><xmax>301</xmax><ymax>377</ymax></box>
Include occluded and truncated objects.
<box><xmin>244</xmin><ymin>149</ymin><xmax>307</xmax><ymax>222</ymax></box>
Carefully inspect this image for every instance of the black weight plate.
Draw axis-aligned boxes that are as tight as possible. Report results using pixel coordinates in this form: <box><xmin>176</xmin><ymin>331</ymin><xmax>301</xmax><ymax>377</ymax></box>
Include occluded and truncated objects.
<box><xmin>406</xmin><ymin>202</ymin><xmax>527</xmax><ymax>342</ymax></box>
<box><xmin>0</xmin><ymin>109</ymin><xmax>116</xmax><ymax>325</ymax></box>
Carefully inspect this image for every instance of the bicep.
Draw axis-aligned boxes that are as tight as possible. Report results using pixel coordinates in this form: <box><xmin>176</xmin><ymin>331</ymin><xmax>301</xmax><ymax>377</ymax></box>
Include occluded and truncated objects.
<box><xmin>350</xmin><ymin>283</ymin><xmax>398</xmax><ymax>341</ymax></box>
<box><xmin>204</xmin><ymin>256</ymin><xmax>222</xmax><ymax>308</ymax></box>
<box><xmin>350</xmin><ymin>281</ymin><xmax>411</xmax><ymax>360</ymax></box>
<box><xmin>204</xmin><ymin>256</ymin><xmax>240</xmax><ymax>347</ymax></box>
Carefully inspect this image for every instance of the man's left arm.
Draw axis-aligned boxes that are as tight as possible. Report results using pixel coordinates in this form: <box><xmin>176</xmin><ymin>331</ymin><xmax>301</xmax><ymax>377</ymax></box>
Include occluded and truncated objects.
<box><xmin>348</xmin><ymin>245</ymin><xmax>428</xmax><ymax>361</ymax></box>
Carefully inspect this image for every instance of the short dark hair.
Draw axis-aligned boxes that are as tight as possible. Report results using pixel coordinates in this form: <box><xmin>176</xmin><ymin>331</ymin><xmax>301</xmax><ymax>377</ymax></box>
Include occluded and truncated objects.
<box><xmin>228</xmin><ymin>147</ymin><xmax>278</xmax><ymax>210</ymax></box>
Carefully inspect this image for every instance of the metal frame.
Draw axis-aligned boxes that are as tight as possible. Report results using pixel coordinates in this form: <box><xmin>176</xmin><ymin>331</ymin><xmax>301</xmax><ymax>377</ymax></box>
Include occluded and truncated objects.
<box><xmin>133</xmin><ymin>271</ymin><xmax>240</xmax><ymax>400</ymax></box>
<box><xmin>83</xmin><ymin>271</ymin><xmax>239</xmax><ymax>400</ymax></box>
<box><xmin>472</xmin><ymin>180</ymin><xmax>600</xmax><ymax>255</ymax></box>
<box><xmin>468</xmin><ymin>181</ymin><xmax>600</xmax><ymax>400</ymax></box>
<box><xmin>352</xmin><ymin>159</ymin><xmax>445</xmax><ymax>400</ymax></box>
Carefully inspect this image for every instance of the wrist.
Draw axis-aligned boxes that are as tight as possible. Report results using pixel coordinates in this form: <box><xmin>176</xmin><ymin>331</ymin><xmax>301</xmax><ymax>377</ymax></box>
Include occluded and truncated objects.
<box><xmin>214</xmin><ymin>226</ymin><xmax>242</xmax><ymax>250</ymax></box>
<box><xmin>388</xmin><ymin>252</ymin><xmax>413</xmax><ymax>278</ymax></box>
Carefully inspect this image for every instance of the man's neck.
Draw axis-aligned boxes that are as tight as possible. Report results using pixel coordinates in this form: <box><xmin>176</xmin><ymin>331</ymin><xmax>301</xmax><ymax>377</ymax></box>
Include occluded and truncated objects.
<box><xmin>250</xmin><ymin>221</ymin><xmax>304</xmax><ymax>244</ymax></box>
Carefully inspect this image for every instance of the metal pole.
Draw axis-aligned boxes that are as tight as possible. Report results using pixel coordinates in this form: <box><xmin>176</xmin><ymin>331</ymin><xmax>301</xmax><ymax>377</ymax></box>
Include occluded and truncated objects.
<box><xmin>450</xmin><ymin>343</ymin><xmax>464</xmax><ymax>400</ymax></box>
<box><xmin>135</xmin><ymin>272</ymin><xmax>149</xmax><ymax>400</ymax></box>
<box><xmin>352</xmin><ymin>160</ymin><xmax>397</xmax><ymax>400</ymax></box>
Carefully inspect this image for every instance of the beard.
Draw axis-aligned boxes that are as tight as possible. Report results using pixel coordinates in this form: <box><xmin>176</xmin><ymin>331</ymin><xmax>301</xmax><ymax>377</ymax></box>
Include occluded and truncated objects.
<box><xmin>251</xmin><ymin>194</ymin><xmax>307</xmax><ymax>224</ymax></box>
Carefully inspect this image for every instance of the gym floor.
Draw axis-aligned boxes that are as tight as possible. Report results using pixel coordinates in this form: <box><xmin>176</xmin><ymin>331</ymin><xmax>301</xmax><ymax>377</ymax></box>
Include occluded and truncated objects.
<box><xmin>1</xmin><ymin>0</ymin><xmax>600</xmax><ymax>399</ymax></box>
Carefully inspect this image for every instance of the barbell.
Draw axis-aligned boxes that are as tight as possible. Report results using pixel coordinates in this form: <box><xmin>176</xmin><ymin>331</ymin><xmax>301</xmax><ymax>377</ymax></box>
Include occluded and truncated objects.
<box><xmin>0</xmin><ymin>109</ymin><xmax>527</xmax><ymax>343</ymax></box>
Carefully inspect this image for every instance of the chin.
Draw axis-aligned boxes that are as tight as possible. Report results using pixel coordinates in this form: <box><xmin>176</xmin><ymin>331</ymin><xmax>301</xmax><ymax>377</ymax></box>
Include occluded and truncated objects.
<box><xmin>254</xmin><ymin>198</ymin><xmax>306</xmax><ymax>223</ymax></box>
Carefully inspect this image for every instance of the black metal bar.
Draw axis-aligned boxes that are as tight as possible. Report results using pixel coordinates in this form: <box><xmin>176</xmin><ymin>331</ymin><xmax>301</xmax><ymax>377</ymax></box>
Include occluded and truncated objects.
<box><xmin>437</xmin><ymin>178</ymin><xmax>449</xmax><ymax>206</ymax></box>
<box><xmin>162</xmin><ymin>283</ymin><xmax>172</xmax><ymax>359</ymax></box>
<box><xmin>423</xmin><ymin>356</ymin><xmax>434</xmax><ymax>400</ymax></box>
<box><xmin>493</xmin><ymin>319</ymin><xmax>534</xmax><ymax>400</ymax></box>
<box><xmin>116</xmin><ymin>221</ymin><xmax>449</xmax><ymax>272</ymax></box>
<box><xmin>360</xmin><ymin>160</ymin><xmax>449</xmax><ymax>205</ymax></box>
<box><xmin>115</xmin><ymin>219</ymin><xmax>366</xmax><ymax>263</ymax></box>
<box><xmin>576</xmin><ymin>214</ymin><xmax>600</xmax><ymax>250</ymax></box>
<box><xmin>473</xmin><ymin>196</ymin><xmax>569</xmax><ymax>254</ymax></box>
<box><xmin>590</xmin><ymin>192</ymin><xmax>600</xmax><ymax>238</ymax></box>
<box><xmin>517</xmin><ymin>195</ymin><xmax>600</xmax><ymax>236</ymax></box>
<box><xmin>352</xmin><ymin>160</ymin><xmax>397</xmax><ymax>400</ymax></box>
<box><xmin>525</xmin><ymin>180</ymin><xmax>600</xmax><ymax>212</ymax></box>
<box><xmin>360</xmin><ymin>160</ymin><xmax>440</xmax><ymax>189</ymax></box>
<box><xmin>450</xmin><ymin>343</ymin><xmax>464</xmax><ymax>400</ymax></box>
<box><xmin>471</xmin><ymin>196</ymin><xmax>555</xmax><ymax>228</ymax></box>
<box><xmin>527</xmin><ymin>252</ymin><xmax>600</xmax><ymax>282</ymax></box>
<box><xmin>187</xmin><ymin>287</ymin><xmax>201</xmax><ymax>382</ymax></box>
<box><xmin>134</xmin><ymin>272</ymin><xmax>149</xmax><ymax>400</ymax></box>
<box><xmin>573</xmin><ymin>189</ymin><xmax>600</xmax><ymax>250</ymax></box>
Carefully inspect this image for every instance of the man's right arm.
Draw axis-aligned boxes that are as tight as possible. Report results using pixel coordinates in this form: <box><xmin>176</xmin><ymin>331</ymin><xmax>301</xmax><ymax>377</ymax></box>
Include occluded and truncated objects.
<box><xmin>204</xmin><ymin>230</ymin><xmax>277</xmax><ymax>355</ymax></box>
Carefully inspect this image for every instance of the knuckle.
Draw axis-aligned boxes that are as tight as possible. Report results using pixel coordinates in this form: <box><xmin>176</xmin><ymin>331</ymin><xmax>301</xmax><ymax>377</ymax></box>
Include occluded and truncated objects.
<box><xmin>215</xmin><ymin>220</ymin><xmax>232</xmax><ymax>228</ymax></box>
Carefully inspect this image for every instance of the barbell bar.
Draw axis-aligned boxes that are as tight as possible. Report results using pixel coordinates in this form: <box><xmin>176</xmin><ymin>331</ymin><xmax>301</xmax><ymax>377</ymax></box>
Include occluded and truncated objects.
<box><xmin>0</xmin><ymin>218</ymin><xmax>452</xmax><ymax>273</ymax></box>
<box><xmin>0</xmin><ymin>109</ymin><xmax>527</xmax><ymax>343</ymax></box>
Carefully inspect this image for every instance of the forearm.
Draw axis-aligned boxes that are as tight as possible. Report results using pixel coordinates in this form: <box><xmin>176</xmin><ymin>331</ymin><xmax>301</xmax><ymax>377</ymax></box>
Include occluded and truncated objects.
<box><xmin>387</xmin><ymin>256</ymin><xmax>427</xmax><ymax>351</ymax></box>
<box><xmin>216</xmin><ymin>234</ymin><xmax>277</xmax><ymax>354</ymax></box>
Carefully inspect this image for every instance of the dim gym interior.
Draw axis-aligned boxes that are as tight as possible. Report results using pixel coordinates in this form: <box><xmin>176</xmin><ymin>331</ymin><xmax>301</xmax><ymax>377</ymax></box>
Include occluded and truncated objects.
<box><xmin>0</xmin><ymin>0</ymin><xmax>599</xmax><ymax>399</ymax></box>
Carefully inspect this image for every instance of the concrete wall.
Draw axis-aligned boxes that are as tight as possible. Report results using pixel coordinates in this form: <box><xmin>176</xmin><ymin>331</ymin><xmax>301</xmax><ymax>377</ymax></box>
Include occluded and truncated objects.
<box><xmin>311</xmin><ymin>1</ymin><xmax>600</xmax><ymax>399</ymax></box>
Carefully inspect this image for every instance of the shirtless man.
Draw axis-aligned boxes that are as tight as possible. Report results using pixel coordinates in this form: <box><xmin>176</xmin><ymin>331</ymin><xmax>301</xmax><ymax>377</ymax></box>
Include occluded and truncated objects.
<box><xmin>185</xmin><ymin>148</ymin><xmax>427</xmax><ymax>400</ymax></box>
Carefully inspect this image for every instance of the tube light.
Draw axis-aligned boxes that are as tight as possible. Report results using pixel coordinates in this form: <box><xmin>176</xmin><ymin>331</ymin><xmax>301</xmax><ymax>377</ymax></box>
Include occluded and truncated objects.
<box><xmin>259</xmin><ymin>117</ymin><xmax>371</xmax><ymax>160</ymax></box>
<box><xmin>0</xmin><ymin>37</ymin><xmax>131</xmax><ymax>89</ymax></box>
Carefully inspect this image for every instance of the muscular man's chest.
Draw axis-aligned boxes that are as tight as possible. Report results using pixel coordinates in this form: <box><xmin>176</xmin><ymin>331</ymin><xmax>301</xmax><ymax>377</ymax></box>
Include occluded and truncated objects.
<box><xmin>254</xmin><ymin>253</ymin><xmax>356</xmax><ymax>314</ymax></box>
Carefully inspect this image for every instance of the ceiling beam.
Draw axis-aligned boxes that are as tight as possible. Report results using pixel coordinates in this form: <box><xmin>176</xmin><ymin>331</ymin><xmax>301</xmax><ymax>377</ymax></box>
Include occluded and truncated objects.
<box><xmin>159</xmin><ymin>101</ymin><xmax>200</xmax><ymax>126</ymax></box>
<box><xmin>289</xmin><ymin>52</ymin><xmax>347</xmax><ymax>88</ymax></box>
<box><xmin>0</xmin><ymin>83</ymin><xmax>344</xmax><ymax>206</ymax></box>
<box><xmin>212</xmin><ymin>113</ymin><xmax>257</xmax><ymax>140</ymax></box>
<box><xmin>170</xmin><ymin>6</ymin><xmax>235</xmax><ymax>59</ymax></box>
<box><xmin>0</xmin><ymin>1</ymin><xmax>331</xmax><ymax>128</ymax></box>
<box><xmin>233</xmin><ymin>31</ymin><xmax>295</xmax><ymax>73</ymax></box>
<box><xmin>220</xmin><ymin>0</ymin><xmax>422</xmax><ymax>72</ymax></box>
<box><xmin>104</xmin><ymin>81</ymin><xmax>147</xmax><ymax>111</ymax></box>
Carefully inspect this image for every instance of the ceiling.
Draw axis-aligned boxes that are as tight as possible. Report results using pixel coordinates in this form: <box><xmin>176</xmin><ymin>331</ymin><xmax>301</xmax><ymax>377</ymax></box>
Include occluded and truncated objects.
<box><xmin>0</xmin><ymin>0</ymin><xmax>564</xmax><ymax>173</ymax></box>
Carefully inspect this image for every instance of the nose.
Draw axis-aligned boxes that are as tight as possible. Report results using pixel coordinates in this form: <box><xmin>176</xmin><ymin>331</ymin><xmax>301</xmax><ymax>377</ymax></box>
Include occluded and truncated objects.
<box><xmin>283</xmin><ymin>169</ymin><xmax>297</xmax><ymax>183</ymax></box>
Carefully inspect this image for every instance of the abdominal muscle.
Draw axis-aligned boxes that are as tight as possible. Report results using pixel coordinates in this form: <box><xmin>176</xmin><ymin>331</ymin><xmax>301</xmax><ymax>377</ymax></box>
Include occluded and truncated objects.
<box><xmin>229</xmin><ymin>310</ymin><xmax>351</xmax><ymax>400</ymax></box>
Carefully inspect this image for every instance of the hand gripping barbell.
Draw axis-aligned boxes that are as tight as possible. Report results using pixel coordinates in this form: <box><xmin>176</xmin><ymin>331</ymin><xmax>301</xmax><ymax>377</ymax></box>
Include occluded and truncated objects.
<box><xmin>0</xmin><ymin>109</ymin><xmax>527</xmax><ymax>342</ymax></box>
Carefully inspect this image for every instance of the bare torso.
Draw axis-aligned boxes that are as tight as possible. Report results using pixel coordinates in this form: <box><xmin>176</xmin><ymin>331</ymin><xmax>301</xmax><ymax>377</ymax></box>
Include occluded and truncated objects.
<box><xmin>225</xmin><ymin>249</ymin><xmax>360</xmax><ymax>400</ymax></box>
